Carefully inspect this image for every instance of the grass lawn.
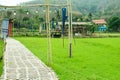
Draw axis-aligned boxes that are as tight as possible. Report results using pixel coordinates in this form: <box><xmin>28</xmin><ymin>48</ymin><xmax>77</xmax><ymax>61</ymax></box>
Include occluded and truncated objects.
<box><xmin>16</xmin><ymin>37</ymin><xmax>120</xmax><ymax>80</ymax></box>
<box><xmin>95</xmin><ymin>33</ymin><xmax>120</xmax><ymax>37</ymax></box>
<box><xmin>0</xmin><ymin>40</ymin><xmax>4</xmax><ymax>76</ymax></box>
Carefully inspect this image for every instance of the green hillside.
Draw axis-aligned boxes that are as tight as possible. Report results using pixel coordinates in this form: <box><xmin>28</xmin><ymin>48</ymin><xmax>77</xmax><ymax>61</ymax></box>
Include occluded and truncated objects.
<box><xmin>21</xmin><ymin>0</ymin><xmax>120</xmax><ymax>18</ymax></box>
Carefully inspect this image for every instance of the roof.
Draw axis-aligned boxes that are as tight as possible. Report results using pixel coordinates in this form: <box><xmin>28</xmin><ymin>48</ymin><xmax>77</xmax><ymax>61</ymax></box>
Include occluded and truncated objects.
<box><xmin>92</xmin><ymin>19</ymin><xmax>107</xmax><ymax>24</ymax></box>
<box><xmin>71</xmin><ymin>11</ymin><xmax>82</xmax><ymax>16</ymax></box>
<box><xmin>58</xmin><ymin>22</ymin><xmax>92</xmax><ymax>26</ymax></box>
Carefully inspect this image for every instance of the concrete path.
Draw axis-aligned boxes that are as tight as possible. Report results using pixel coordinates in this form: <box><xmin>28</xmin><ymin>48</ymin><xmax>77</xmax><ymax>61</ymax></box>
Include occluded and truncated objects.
<box><xmin>0</xmin><ymin>38</ymin><xmax>58</xmax><ymax>80</ymax></box>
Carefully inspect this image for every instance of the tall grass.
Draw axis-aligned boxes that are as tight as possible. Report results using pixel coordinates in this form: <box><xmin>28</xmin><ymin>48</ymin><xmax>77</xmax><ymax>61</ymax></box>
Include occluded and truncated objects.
<box><xmin>16</xmin><ymin>37</ymin><xmax>120</xmax><ymax>80</ymax></box>
<box><xmin>0</xmin><ymin>40</ymin><xmax>4</xmax><ymax>76</ymax></box>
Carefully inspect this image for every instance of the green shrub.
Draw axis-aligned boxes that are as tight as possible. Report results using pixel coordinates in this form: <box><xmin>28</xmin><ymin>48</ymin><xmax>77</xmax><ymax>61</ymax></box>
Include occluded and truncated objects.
<box><xmin>0</xmin><ymin>38</ymin><xmax>4</xmax><ymax>76</ymax></box>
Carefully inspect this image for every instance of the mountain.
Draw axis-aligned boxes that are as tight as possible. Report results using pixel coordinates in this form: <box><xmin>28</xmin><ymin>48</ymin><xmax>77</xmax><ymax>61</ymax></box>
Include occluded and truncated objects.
<box><xmin>20</xmin><ymin>0</ymin><xmax>120</xmax><ymax>19</ymax></box>
<box><xmin>72</xmin><ymin>0</ymin><xmax>120</xmax><ymax>18</ymax></box>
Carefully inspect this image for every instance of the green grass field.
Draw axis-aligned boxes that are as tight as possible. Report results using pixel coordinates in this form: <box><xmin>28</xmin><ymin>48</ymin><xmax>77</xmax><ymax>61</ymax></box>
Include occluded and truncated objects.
<box><xmin>95</xmin><ymin>33</ymin><xmax>120</xmax><ymax>37</ymax></box>
<box><xmin>16</xmin><ymin>37</ymin><xmax>120</xmax><ymax>80</ymax></box>
<box><xmin>0</xmin><ymin>40</ymin><xmax>4</xmax><ymax>76</ymax></box>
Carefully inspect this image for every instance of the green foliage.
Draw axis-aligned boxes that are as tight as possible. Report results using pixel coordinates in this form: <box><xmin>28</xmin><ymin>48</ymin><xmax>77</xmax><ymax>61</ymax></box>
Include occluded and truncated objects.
<box><xmin>16</xmin><ymin>37</ymin><xmax>120</xmax><ymax>80</ymax></box>
<box><xmin>4</xmin><ymin>10</ymin><xmax>12</xmax><ymax>19</ymax></box>
<box><xmin>23</xmin><ymin>16</ymin><xmax>30</xmax><ymax>21</ymax></box>
<box><xmin>39</xmin><ymin>18</ymin><xmax>44</xmax><ymax>22</ymax></box>
<box><xmin>18</xmin><ymin>8</ymin><xmax>26</xmax><ymax>14</ymax></box>
<box><xmin>23</xmin><ymin>0</ymin><xmax>120</xmax><ymax>19</ymax></box>
<box><xmin>88</xmin><ymin>13</ymin><xmax>92</xmax><ymax>21</ymax></box>
<box><xmin>12</xmin><ymin>8</ymin><xmax>42</xmax><ymax>31</ymax></box>
<box><xmin>108</xmin><ymin>16</ymin><xmax>120</xmax><ymax>32</ymax></box>
<box><xmin>0</xmin><ymin>39</ymin><xmax>4</xmax><ymax>76</ymax></box>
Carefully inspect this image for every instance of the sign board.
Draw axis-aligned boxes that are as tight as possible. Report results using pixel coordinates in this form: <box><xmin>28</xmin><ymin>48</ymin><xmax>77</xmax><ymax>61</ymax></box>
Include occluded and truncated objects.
<box><xmin>1</xmin><ymin>18</ymin><xmax>9</xmax><ymax>39</ymax></box>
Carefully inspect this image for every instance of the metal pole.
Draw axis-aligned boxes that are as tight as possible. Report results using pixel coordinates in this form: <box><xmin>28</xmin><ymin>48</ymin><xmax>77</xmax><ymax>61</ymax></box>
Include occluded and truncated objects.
<box><xmin>46</xmin><ymin>0</ymin><xmax>52</xmax><ymax>66</ymax></box>
<box><xmin>13</xmin><ymin>20</ymin><xmax>14</xmax><ymax>37</ymax></box>
<box><xmin>68</xmin><ymin>0</ymin><xmax>72</xmax><ymax>58</ymax></box>
<box><xmin>0</xmin><ymin>15</ymin><xmax>2</xmax><ymax>37</ymax></box>
<box><xmin>62</xmin><ymin>33</ymin><xmax>64</xmax><ymax>48</ymax></box>
<box><xmin>70</xmin><ymin>0</ymin><xmax>73</xmax><ymax>58</ymax></box>
<box><xmin>13</xmin><ymin>11</ymin><xmax>16</xmax><ymax>37</ymax></box>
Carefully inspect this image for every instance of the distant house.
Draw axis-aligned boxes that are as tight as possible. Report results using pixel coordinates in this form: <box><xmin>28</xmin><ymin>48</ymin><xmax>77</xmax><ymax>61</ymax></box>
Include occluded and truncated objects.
<box><xmin>58</xmin><ymin>22</ymin><xmax>92</xmax><ymax>35</ymax></box>
<box><xmin>8</xmin><ymin>19</ymin><xmax>13</xmax><ymax>37</ymax></box>
<box><xmin>92</xmin><ymin>19</ymin><xmax>107</xmax><ymax>25</ymax></box>
<box><xmin>92</xmin><ymin>19</ymin><xmax>107</xmax><ymax>31</ymax></box>
<box><xmin>1</xmin><ymin>18</ymin><xmax>13</xmax><ymax>38</ymax></box>
<box><xmin>1</xmin><ymin>18</ymin><xmax>9</xmax><ymax>38</ymax></box>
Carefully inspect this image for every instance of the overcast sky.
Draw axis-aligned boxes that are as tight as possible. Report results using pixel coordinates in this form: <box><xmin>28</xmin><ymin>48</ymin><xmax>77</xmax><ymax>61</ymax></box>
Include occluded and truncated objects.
<box><xmin>0</xmin><ymin>0</ymin><xmax>32</xmax><ymax>6</ymax></box>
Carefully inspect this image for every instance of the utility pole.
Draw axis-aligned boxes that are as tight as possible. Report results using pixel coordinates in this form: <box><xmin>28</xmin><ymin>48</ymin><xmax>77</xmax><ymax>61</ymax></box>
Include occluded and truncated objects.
<box><xmin>0</xmin><ymin>10</ymin><xmax>4</xmax><ymax>38</ymax></box>
<box><xmin>67</xmin><ymin>0</ymin><xmax>72</xmax><ymax>58</ymax></box>
<box><xmin>13</xmin><ymin>11</ymin><xmax>16</xmax><ymax>37</ymax></box>
<box><xmin>0</xmin><ymin>17</ymin><xmax>2</xmax><ymax>37</ymax></box>
<box><xmin>46</xmin><ymin>0</ymin><xmax>52</xmax><ymax>66</ymax></box>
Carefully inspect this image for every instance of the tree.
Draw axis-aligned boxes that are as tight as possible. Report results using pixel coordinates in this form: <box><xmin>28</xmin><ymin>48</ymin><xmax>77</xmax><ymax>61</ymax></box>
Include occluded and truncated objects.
<box><xmin>56</xmin><ymin>10</ymin><xmax>60</xmax><ymax>20</ymax></box>
<box><xmin>88</xmin><ymin>13</ymin><xmax>92</xmax><ymax>21</ymax></box>
<box><xmin>4</xmin><ymin>11</ymin><xmax>12</xmax><ymax>18</ymax></box>
<box><xmin>108</xmin><ymin>16</ymin><xmax>120</xmax><ymax>32</ymax></box>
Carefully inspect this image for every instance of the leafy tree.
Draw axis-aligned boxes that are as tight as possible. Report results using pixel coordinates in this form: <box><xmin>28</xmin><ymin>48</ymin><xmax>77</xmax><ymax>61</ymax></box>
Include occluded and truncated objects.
<box><xmin>108</xmin><ymin>16</ymin><xmax>120</xmax><ymax>32</ymax></box>
<box><xmin>72</xmin><ymin>16</ymin><xmax>78</xmax><ymax>22</ymax></box>
<box><xmin>56</xmin><ymin>10</ymin><xmax>60</xmax><ymax>20</ymax></box>
<box><xmin>23</xmin><ymin>16</ymin><xmax>30</xmax><ymax>21</ymax></box>
<box><xmin>4</xmin><ymin>11</ymin><xmax>12</xmax><ymax>18</ymax></box>
<box><xmin>88</xmin><ymin>13</ymin><xmax>92</xmax><ymax>21</ymax></box>
<box><xmin>39</xmin><ymin>18</ymin><xmax>44</xmax><ymax>22</ymax></box>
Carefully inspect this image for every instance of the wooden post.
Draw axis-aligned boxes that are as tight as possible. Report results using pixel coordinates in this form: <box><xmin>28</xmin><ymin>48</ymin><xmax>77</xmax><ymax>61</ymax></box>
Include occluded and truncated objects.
<box><xmin>62</xmin><ymin>34</ymin><xmax>64</xmax><ymax>48</ymax></box>
<box><xmin>13</xmin><ymin>20</ymin><xmax>14</xmax><ymax>37</ymax></box>
<box><xmin>0</xmin><ymin>12</ymin><xmax>3</xmax><ymax>37</ymax></box>
<box><xmin>68</xmin><ymin>0</ymin><xmax>72</xmax><ymax>58</ymax></box>
<box><xmin>13</xmin><ymin>11</ymin><xmax>16</xmax><ymax>37</ymax></box>
<box><xmin>46</xmin><ymin>0</ymin><xmax>52</xmax><ymax>66</ymax></box>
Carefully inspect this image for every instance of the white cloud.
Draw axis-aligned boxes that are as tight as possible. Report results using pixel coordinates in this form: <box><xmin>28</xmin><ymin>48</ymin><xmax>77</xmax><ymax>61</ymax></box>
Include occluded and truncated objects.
<box><xmin>0</xmin><ymin>0</ymin><xmax>32</xmax><ymax>6</ymax></box>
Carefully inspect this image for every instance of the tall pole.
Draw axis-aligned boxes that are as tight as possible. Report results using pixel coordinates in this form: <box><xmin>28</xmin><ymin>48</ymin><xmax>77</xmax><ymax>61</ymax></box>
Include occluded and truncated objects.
<box><xmin>0</xmin><ymin>16</ymin><xmax>2</xmax><ymax>37</ymax></box>
<box><xmin>13</xmin><ymin>11</ymin><xmax>16</xmax><ymax>37</ymax></box>
<box><xmin>46</xmin><ymin>0</ymin><xmax>52</xmax><ymax>66</ymax></box>
<box><xmin>0</xmin><ymin>10</ymin><xmax>4</xmax><ymax>38</ymax></box>
<box><xmin>68</xmin><ymin>0</ymin><xmax>72</xmax><ymax>58</ymax></box>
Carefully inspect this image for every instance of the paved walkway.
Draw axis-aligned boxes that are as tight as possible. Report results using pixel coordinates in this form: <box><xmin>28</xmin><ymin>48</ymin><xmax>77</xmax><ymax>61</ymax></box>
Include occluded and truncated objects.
<box><xmin>0</xmin><ymin>38</ymin><xmax>58</xmax><ymax>80</ymax></box>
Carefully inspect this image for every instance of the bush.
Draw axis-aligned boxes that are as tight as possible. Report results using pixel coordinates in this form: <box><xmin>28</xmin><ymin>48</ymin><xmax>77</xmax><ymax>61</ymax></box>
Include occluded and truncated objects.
<box><xmin>0</xmin><ymin>39</ymin><xmax>4</xmax><ymax>59</ymax></box>
<box><xmin>0</xmin><ymin>38</ymin><xmax>4</xmax><ymax>76</ymax></box>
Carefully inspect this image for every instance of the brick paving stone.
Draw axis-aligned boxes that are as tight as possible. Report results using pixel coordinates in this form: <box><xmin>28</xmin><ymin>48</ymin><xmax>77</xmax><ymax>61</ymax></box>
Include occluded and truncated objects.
<box><xmin>0</xmin><ymin>38</ymin><xmax>58</xmax><ymax>80</ymax></box>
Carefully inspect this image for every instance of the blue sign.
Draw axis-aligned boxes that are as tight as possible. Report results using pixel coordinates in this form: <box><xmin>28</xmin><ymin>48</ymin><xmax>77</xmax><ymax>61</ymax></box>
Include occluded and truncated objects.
<box><xmin>1</xmin><ymin>18</ymin><xmax>9</xmax><ymax>39</ymax></box>
<box><xmin>52</xmin><ymin>21</ymin><xmax>55</xmax><ymax>29</ymax></box>
<box><xmin>62</xmin><ymin>8</ymin><xmax>67</xmax><ymax>34</ymax></box>
<box><xmin>98</xmin><ymin>25</ymin><xmax>107</xmax><ymax>31</ymax></box>
<box><xmin>62</xmin><ymin>8</ymin><xmax>67</xmax><ymax>22</ymax></box>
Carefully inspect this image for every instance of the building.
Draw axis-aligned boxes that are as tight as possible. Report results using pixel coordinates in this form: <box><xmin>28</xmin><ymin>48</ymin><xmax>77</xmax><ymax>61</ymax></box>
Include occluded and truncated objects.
<box><xmin>1</xmin><ymin>18</ymin><xmax>13</xmax><ymax>38</ymax></box>
<box><xmin>57</xmin><ymin>22</ymin><xmax>92</xmax><ymax>36</ymax></box>
<box><xmin>8</xmin><ymin>19</ymin><xmax>13</xmax><ymax>37</ymax></box>
<box><xmin>1</xmin><ymin>18</ymin><xmax>9</xmax><ymax>38</ymax></box>
<box><xmin>92</xmin><ymin>19</ymin><xmax>107</xmax><ymax>25</ymax></box>
<box><xmin>92</xmin><ymin>19</ymin><xmax>107</xmax><ymax>31</ymax></box>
